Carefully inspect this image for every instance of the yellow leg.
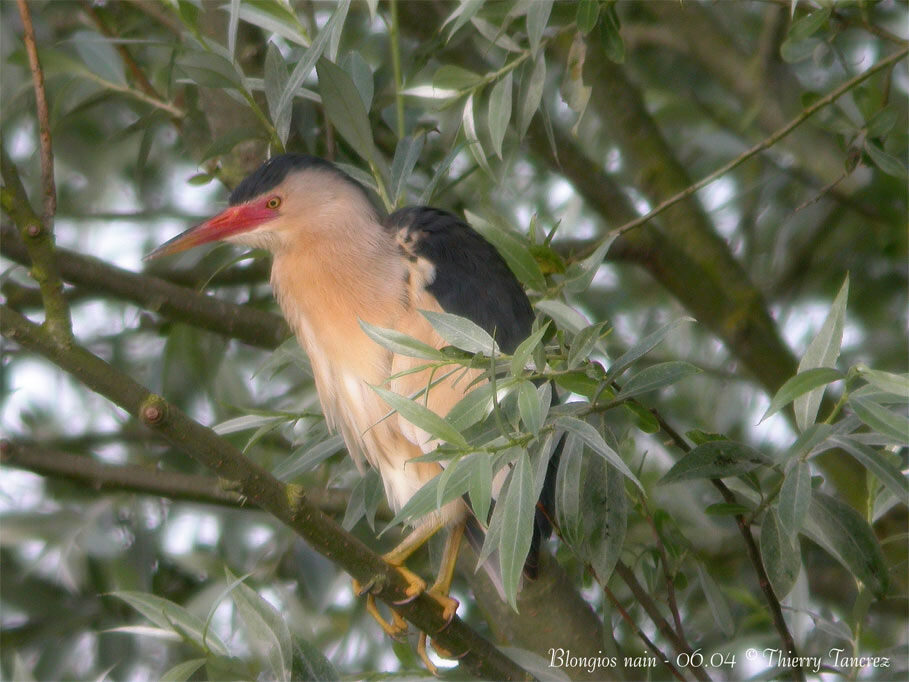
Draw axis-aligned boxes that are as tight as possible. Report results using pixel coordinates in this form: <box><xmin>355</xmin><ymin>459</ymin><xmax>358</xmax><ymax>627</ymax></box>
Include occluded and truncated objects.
<box><xmin>425</xmin><ymin>520</ymin><xmax>464</xmax><ymax>624</ymax></box>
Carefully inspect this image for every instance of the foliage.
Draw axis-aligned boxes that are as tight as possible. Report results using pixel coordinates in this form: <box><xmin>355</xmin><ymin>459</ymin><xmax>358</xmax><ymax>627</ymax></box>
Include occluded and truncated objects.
<box><xmin>1</xmin><ymin>1</ymin><xmax>906</xmax><ymax>681</ymax></box>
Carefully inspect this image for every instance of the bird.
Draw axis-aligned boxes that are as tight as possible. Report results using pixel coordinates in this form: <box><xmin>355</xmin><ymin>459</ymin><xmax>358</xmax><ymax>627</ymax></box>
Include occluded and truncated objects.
<box><xmin>146</xmin><ymin>153</ymin><xmax>550</xmax><ymax>671</ymax></box>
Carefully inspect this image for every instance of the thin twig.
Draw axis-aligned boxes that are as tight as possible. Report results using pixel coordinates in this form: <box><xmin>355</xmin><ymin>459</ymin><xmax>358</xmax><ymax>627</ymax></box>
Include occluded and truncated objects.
<box><xmin>602</xmin><ymin>582</ymin><xmax>688</xmax><ymax>682</ymax></box>
<box><xmin>16</xmin><ymin>0</ymin><xmax>55</xmax><ymax>226</ymax></box>
<box><xmin>606</xmin><ymin>46</ymin><xmax>908</xmax><ymax>242</ymax></box>
<box><xmin>640</xmin><ymin>495</ymin><xmax>689</xmax><ymax>645</ymax></box>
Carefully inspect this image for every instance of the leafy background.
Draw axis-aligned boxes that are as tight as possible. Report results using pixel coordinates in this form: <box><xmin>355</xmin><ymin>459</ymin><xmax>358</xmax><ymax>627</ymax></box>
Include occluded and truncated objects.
<box><xmin>1</xmin><ymin>1</ymin><xmax>906</xmax><ymax>681</ymax></box>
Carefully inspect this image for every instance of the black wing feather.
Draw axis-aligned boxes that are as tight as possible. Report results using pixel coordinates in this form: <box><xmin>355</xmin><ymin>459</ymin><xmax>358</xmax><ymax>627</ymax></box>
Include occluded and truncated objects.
<box><xmin>384</xmin><ymin>206</ymin><xmax>533</xmax><ymax>353</ymax></box>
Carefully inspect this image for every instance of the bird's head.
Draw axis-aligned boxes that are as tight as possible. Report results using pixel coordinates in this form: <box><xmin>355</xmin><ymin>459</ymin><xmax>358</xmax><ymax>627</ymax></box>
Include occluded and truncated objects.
<box><xmin>145</xmin><ymin>154</ymin><xmax>377</xmax><ymax>260</ymax></box>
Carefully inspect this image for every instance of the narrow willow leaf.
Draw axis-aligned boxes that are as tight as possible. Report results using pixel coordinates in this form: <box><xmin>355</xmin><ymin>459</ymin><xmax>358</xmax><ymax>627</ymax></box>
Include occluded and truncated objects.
<box><xmin>236</xmin><ymin>4</ymin><xmax>309</xmax><ymax>46</ymax></box>
<box><xmin>760</xmin><ymin>509</ymin><xmax>801</xmax><ymax>599</ymax></box>
<box><xmin>316</xmin><ymin>58</ymin><xmax>376</xmax><ymax>164</ymax></box>
<box><xmin>418</xmin><ymin>143</ymin><xmax>466</xmax><ymax>205</ymax></box>
<box><xmin>830</xmin><ymin>435</ymin><xmax>908</xmax><ymax>503</ymax></box>
<box><xmin>555</xmin><ymin>416</ymin><xmax>642</xmax><ymax>490</ymax></box>
<box><xmin>276</xmin><ymin>0</ymin><xmax>350</xmax><ymax>130</ymax></box>
<box><xmin>788</xmin><ymin>7</ymin><xmax>831</xmax><ymax>41</ymax></box>
<box><xmin>865</xmin><ymin>106</ymin><xmax>899</xmax><ymax>138</ymax></box>
<box><xmin>447</xmin><ymin>384</ymin><xmax>495</xmax><ymax>431</ymax></box>
<box><xmin>432</xmin><ymin>64</ymin><xmax>483</xmax><ymax>91</ymax></box>
<box><xmin>778</xmin><ymin>460</ymin><xmax>812</xmax><ymax>535</ymax></box>
<box><xmin>264</xmin><ymin>43</ymin><xmax>290</xmax><ymax>143</ymax></box>
<box><xmin>526</xmin><ymin>0</ymin><xmax>553</xmax><ymax>57</ymax></box>
<box><xmin>803</xmin><ymin>491</ymin><xmax>889</xmax><ymax>597</ymax></box>
<box><xmin>389</xmin><ymin>460</ymin><xmax>470</xmax><ymax>527</ymax></box>
<box><xmin>110</xmin><ymin>592</ymin><xmax>229</xmax><ymax>656</ymax></box>
<box><xmin>371</xmin><ymin>385</ymin><xmax>469</xmax><ymax>448</ymax></box>
<box><xmin>272</xmin><ymin>435</ymin><xmax>345</xmax><ymax>481</ymax></box>
<box><xmin>696</xmin><ymin>564</ymin><xmax>734</xmax><ymax>637</ymax></box>
<box><xmin>567</xmin><ymin>321</ymin><xmax>606</xmax><ymax>368</ymax></box>
<box><xmin>213</xmin><ymin>414</ymin><xmax>285</xmax><ymax>435</ymax></box>
<box><xmin>518</xmin><ymin>54</ymin><xmax>546</xmax><ymax>138</ymax></box>
<box><xmin>341</xmin><ymin>51</ymin><xmax>374</xmax><ymax>111</ymax></box>
<box><xmin>615</xmin><ymin>361</ymin><xmax>701</xmax><ymax>401</ymax></box>
<box><xmin>605</xmin><ymin>318</ymin><xmax>694</xmax><ymax>382</ymax></box>
<box><xmin>465</xmin><ymin>211</ymin><xmax>547</xmax><ymax>292</ymax></box>
<box><xmin>499</xmin><ymin>452</ymin><xmax>535</xmax><ymax>611</ymax></box>
<box><xmin>563</xmin><ymin>237</ymin><xmax>614</xmax><ymax>294</ymax></box>
<box><xmin>510</xmin><ymin>323</ymin><xmax>549</xmax><ymax>376</ymax></box>
<box><xmin>420</xmin><ymin>309</ymin><xmax>498</xmax><ymax>355</ymax></box>
<box><xmin>227</xmin><ymin>0</ymin><xmax>240</xmax><ymax>60</ymax></box>
<box><xmin>555</xmin><ymin>434</ymin><xmax>584</xmax><ymax>544</ymax></box>
<box><xmin>849</xmin><ymin>396</ymin><xmax>909</xmax><ymax>444</ymax></box>
<box><xmin>795</xmin><ymin>275</ymin><xmax>848</xmax><ymax>431</ymax></box>
<box><xmin>359</xmin><ymin>319</ymin><xmax>446</xmax><ymax>360</ymax></box>
<box><xmin>761</xmin><ymin>367</ymin><xmax>844</xmax><ymax>423</ymax></box>
<box><xmin>581</xmin><ymin>457</ymin><xmax>627</xmax><ymax>582</ymax></box>
<box><xmin>292</xmin><ymin>637</ymin><xmax>341</xmax><ymax>682</ymax></box>
<box><xmin>856</xmin><ymin>367</ymin><xmax>909</xmax><ymax>398</ymax></box>
<box><xmin>469</xmin><ymin>452</ymin><xmax>493</xmax><ymax>523</ymax></box>
<box><xmin>442</xmin><ymin>0</ymin><xmax>484</xmax><ymax>42</ymax></box>
<box><xmin>389</xmin><ymin>134</ymin><xmax>425</xmax><ymax>206</ymax></box>
<box><xmin>517</xmin><ymin>381</ymin><xmax>544</xmax><ymax>433</ymax></box>
<box><xmin>599</xmin><ymin>5</ymin><xmax>624</xmax><ymax>63</ymax></box>
<box><xmin>463</xmin><ymin>93</ymin><xmax>493</xmax><ymax>177</ymax></box>
<box><xmin>864</xmin><ymin>141</ymin><xmax>908</xmax><ymax>178</ymax></box>
<box><xmin>161</xmin><ymin>659</ymin><xmax>206</xmax><ymax>682</ymax></box>
<box><xmin>576</xmin><ymin>0</ymin><xmax>600</xmax><ymax>34</ymax></box>
<box><xmin>226</xmin><ymin>570</ymin><xmax>292</xmax><ymax>682</ymax></box>
<box><xmin>488</xmin><ymin>72</ymin><xmax>513</xmax><ymax>159</ymax></box>
<box><xmin>73</xmin><ymin>31</ymin><xmax>127</xmax><ymax>86</ymax></box>
<box><xmin>660</xmin><ymin>441</ymin><xmax>772</xmax><ymax>484</ymax></box>
<box><xmin>535</xmin><ymin>299</ymin><xmax>590</xmax><ymax>334</ymax></box>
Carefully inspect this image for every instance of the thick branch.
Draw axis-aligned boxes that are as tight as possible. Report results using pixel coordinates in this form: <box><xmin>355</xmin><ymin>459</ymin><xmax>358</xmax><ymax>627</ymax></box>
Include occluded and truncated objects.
<box><xmin>0</xmin><ymin>149</ymin><xmax>72</xmax><ymax>344</ymax></box>
<box><xmin>1</xmin><ymin>223</ymin><xmax>289</xmax><ymax>349</ymax></box>
<box><xmin>0</xmin><ymin>306</ymin><xmax>530</xmax><ymax>682</ymax></box>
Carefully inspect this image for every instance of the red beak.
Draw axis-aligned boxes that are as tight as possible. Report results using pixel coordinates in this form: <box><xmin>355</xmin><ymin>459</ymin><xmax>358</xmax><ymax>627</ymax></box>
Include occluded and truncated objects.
<box><xmin>144</xmin><ymin>203</ymin><xmax>276</xmax><ymax>260</ymax></box>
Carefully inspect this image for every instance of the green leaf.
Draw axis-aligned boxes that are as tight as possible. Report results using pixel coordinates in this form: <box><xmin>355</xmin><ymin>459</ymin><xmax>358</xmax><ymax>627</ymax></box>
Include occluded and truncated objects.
<box><xmin>567</xmin><ymin>321</ymin><xmax>607</xmax><ymax>368</ymax></box>
<box><xmin>432</xmin><ymin>64</ymin><xmax>483</xmax><ymax>91</ymax></box>
<box><xmin>517</xmin><ymin>381</ymin><xmax>544</xmax><ymax>433</ymax></box>
<box><xmin>499</xmin><ymin>451</ymin><xmax>535</xmax><ymax>610</ymax></box>
<box><xmin>469</xmin><ymin>452</ymin><xmax>493</xmax><ymax>523</ymax></box>
<box><xmin>359</xmin><ymin>319</ymin><xmax>446</xmax><ymax>360</ymax></box>
<box><xmin>226</xmin><ymin>570</ymin><xmax>292</xmax><ymax>682</ymax></box>
<box><xmin>518</xmin><ymin>54</ymin><xmax>546</xmax><ymax>138</ymax></box>
<box><xmin>555</xmin><ymin>416</ymin><xmax>642</xmax><ymax>490</ymax></box>
<box><xmin>580</xmin><ymin>457</ymin><xmax>627</xmax><ymax>582</ymax></box>
<box><xmin>109</xmin><ymin>591</ymin><xmax>229</xmax><ymax>656</ymax></box>
<box><xmin>177</xmin><ymin>49</ymin><xmax>243</xmax><ymax>90</ymax></box>
<box><xmin>576</xmin><ymin>0</ymin><xmax>600</xmax><ymax>35</ymax></box>
<box><xmin>200</xmin><ymin>126</ymin><xmax>264</xmax><ymax>163</ymax></box>
<box><xmin>599</xmin><ymin>4</ymin><xmax>624</xmax><ymax>64</ymax></box>
<box><xmin>830</xmin><ymin>435</ymin><xmax>908</xmax><ymax>503</ymax></box>
<box><xmin>510</xmin><ymin>323</ymin><xmax>549</xmax><ymax>376</ymax></box>
<box><xmin>865</xmin><ymin>105</ymin><xmax>899</xmax><ymax>138</ymax></box>
<box><xmin>535</xmin><ymin>299</ymin><xmax>590</xmax><ymax>334</ymax></box>
<box><xmin>563</xmin><ymin>237</ymin><xmax>614</xmax><ymax>294</ymax></box>
<box><xmin>447</xmin><ymin>384</ymin><xmax>495</xmax><ymax>431</ymax></box>
<box><xmin>236</xmin><ymin>2</ymin><xmax>309</xmax><ymax>46</ymax></box>
<box><xmin>464</xmin><ymin>211</ymin><xmax>547</xmax><ymax>292</ymax></box>
<box><xmin>795</xmin><ymin>275</ymin><xmax>848</xmax><ymax>431</ymax></box>
<box><xmin>161</xmin><ymin>659</ymin><xmax>206</xmax><ymax>682</ymax></box>
<box><xmin>272</xmin><ymin>435</ymin><xmax>345</xmax><ymax>481</ymax></box>
<box><xmin>778</xmin><ymin>460</ymin><xmax>812</xmax><ymax>535</ymax></box>
<box><xmin>761</xmin><ymin>367</ymin><xmax>844</xmax><ymax>423</ymax></box>
<box><xmin>864</xmin><ymin>140</ymin><xmax>908</xmax><ymax>178</ymax></box>
<box><xmin>488</xmin><ymin>72</ymin><xmax>513</xmax><ymax>159</ymax></box>
<box><xmin>418</xmin><ymin>143</ymin><xmax>466</xmax><ymax>204</ymax></box>
<box><xmin>292</xmin><ymin>637</ymin><xmax>341</xmax><ymax>682</ymax></box>
<box><xmin>389</xmin><ymin>134</ymin><xmax>425</xmax><ymax>206</ymax></box>
<box><xmin>761</xmin><ymin>509</ymin><xmax>801</xmax><ymax>599</ymax></box>
<box><xmin>441</xmin><ymin>0</ymin><xmax>484</xmax><ymax>42</ymax></box>
<box><xmin>788</xmin><ymin>7</ymin><xmax>831</xmax><ymax>41</ymax></box>
<box><xmin>316</xmin><ymin>57</ymin><xmax>376</xmax><ymax>165</ymax></box>
<box><xmin>72</xmin><ymin>31</ymin><xmax>127</xmax><ymax>87</ymax></box>
<box><xmin>606</xmin><ymin>318</ymin><xmax>694</xmax><ymax>382</ymax></box>
<box><xmin>704</xmin><ymin>502</ymin><xmax>752</xmax><ymax>516</ymax></box>
<box><xmin>526</xmin><ymin>0</ymin><xmax>553</xmax><ymax>57</ymax></box>
<box><xmin>555</xmin><ymin>434</ymin><xmax>584</xmax><ymax>544</ymax></box>
<box><xmin>849</xmin><ymin>396</ymin><xmax>909</xmax><ymax>444</ymax></box>
<box><xmin>856</xmin><ymin>367</ymin><xmax>909</xmax><ymax>398</ymax></box>
<box><xmin>341</xmin><ymin>50</ymin><xmax>374</xmax><ymax>111</ymax></box>
<box><xmin>696</xmin><ymin>563</ymin><xmax>734</xmax><ymax>637</ymax></box>
<box><xmin>615</xmin><ymin>361</ymin><xmax>701</xmax><ymax>401</ymax></box>
<box><xmin>462</xmin><ymin>93</ymin><xmax>493</xmax><ymax>177</ymax></box>
<box><xmin>660</xmin><ymin>441</ymin><xmax>772</xmax><ymax>484</ymax></box>
<box><xmin>227</xmin><ymin>0</ymin><xmax>240</xmax><ymax>60</ymax></box>
<box><xmin>371</xmin><ymin>385</ymin><xmax>469</xmax><ymax>449</ymax></box>
<box><xmin>420</xmin><ymin>309</ymin><xmax>498</xmax><ymax>355</ymax></box>
<box><xmin>264</xmin><ymin>42</ymin><xmax>290</xmax><ymax>143</ymax></box>
<box><xmin>803</xmin><ymin>492</ymin><xmax>889</xmax><ymax>597</ymax></box>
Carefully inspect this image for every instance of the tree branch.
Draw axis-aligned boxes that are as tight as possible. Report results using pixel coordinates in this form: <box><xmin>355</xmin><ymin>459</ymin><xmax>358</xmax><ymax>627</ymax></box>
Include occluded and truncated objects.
<box><xmin>0</xmin><ymin>148</ymin><xmax>72</xmax><ymax>345</ymax></box>
<box><xmin>0</xmin><ymin>223</ymin><xmax>289</xmax><ymax>349</ymax></box>
<box><xmin>0</xmin><ymin>306</ymin><xmax>531</xmax><ymax>682</ymax></box>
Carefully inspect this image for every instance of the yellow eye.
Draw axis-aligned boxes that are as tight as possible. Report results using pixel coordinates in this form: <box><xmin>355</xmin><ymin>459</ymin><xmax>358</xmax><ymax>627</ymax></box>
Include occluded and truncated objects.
<box><xmin>266</xmin><ymin>196</ymin><xmax>281</xmax><ymax>209</ymax></box>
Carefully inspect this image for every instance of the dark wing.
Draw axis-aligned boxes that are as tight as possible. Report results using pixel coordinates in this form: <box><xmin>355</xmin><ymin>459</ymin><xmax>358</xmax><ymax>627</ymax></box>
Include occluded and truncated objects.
<box><xmin>384</xmin><ymin>206</ymin><xmax>533</xmax><ymax>353</ymax></box>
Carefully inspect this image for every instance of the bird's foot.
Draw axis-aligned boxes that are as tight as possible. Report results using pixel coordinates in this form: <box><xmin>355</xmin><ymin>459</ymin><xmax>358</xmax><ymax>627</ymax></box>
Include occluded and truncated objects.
<box><xmin>352</xmin><ymin>576</ymin><xmax>408</xmax><ymax>638</ymax></box>
<box><xmin>388</xmin><ymin>564</ymin><xmax>427</xmax><ymax>604</ymax></box>
<box><xmin>426</xmin><ymin>585</ymin><xmax>459</xmax><ymax>627</ymax></box>
<box><xmin>417</xmin><ymin>629</ymin><xmax>469</xmax><ymax>677</ymax></box>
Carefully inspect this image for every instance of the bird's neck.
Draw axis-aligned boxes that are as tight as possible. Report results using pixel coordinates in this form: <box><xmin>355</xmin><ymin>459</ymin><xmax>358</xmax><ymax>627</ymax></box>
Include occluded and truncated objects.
<box><xmin>270</xmin><ymin>218</ymin><xmax>404</xmax><ymax>374</ymax></box>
